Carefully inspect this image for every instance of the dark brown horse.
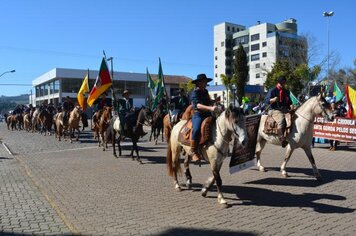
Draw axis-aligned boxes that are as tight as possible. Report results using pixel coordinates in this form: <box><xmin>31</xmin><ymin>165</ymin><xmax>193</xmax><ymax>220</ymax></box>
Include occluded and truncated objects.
<box><xmin>110</xmin><ymin>106</ymin><xmax>151</xmax><ymax>163</ymax></box>
<box><xmin>149</xmin><ymin>105</ymin><xmax>165</xmax><ymax>144</ymax></box>
<box><xmin>38</xmin><ymin>108</ymin><xmax>53</xmax><ymax>135</ymax></box>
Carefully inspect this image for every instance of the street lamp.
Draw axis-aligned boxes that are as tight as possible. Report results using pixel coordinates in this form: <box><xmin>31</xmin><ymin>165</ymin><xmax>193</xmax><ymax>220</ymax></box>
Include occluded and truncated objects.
<box><xmin>0</xmin><ymin>69</ymin><xmax>16</xmax><ymax>79</ymax></box>
<box><xmin>323</xmin><ymin>11</ymin><xmax>334</xmax><ymax>83</ymax></box>
<box><xmin>106</xmin><ymin>56</ymin><xmax>116</xmax><ymax>107</ymax></box>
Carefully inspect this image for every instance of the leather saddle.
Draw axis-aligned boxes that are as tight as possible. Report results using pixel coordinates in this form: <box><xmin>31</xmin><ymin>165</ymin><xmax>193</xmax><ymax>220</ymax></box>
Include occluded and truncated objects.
<box><xmin>178</xmin><ymin>116</ymin><xmax>214</xmax><ymax>146</ymax></box>
<box><xmin>263</xmin><ymin>112</ymin><xmax>293</xmax><ymax>135</ymax></box>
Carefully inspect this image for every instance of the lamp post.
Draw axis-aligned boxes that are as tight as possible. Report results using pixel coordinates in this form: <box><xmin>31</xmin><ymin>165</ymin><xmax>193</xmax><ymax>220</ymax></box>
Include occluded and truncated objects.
<box><xmin>323</xmin><ymin>11</ymin><xmax>334</xmax><ymax>84</ymax></box>
<box><xmin>106</xmin><ymin>57</ymin><xmax>116</xmax><ymax>108</ymax></box>
<box><xmin>0</xmin><ymin>69</ymin><xmax>16</xmax><ymax>79</ymax></box>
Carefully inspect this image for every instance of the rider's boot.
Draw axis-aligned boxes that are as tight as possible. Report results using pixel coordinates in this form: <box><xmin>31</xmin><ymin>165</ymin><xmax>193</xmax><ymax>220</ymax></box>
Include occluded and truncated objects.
<box><xmin>191</xmin><ymin>140</ymin><xmax>201</xmax><ymax>162</ymax></box>
<box><xmin>278</xmin><ymin>128</ymin><xmax>288</xmax><ymax>148</ymax></box>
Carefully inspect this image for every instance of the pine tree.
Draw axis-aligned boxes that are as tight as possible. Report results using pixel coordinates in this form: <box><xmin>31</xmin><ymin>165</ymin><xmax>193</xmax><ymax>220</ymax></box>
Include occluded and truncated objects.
<box><xmin>233</xmin><ymin>44</ymin><xmax>248</xmax><ymax>104</ymax></box>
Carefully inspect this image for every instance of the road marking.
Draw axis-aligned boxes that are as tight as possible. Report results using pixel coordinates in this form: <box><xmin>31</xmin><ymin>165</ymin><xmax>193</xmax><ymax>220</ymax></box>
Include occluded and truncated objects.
<box><xmin>2</xmin><ymin>142</ymin><xmax>13</xmax><ymax>155</ymax></box>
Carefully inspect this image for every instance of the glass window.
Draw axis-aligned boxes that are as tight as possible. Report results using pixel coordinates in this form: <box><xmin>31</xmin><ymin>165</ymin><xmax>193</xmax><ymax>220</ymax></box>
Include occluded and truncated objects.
<box><xmin>251</xmin><ymin>33</ymin><xmax>260</xmax><ymax>41</ymax></box>
<box><xmin>251</xmin><ymin>43</ymin><xmax>260</xmax><ymax>51</ymax></box>
<box><xmin>227</xmin><ymin>26</ymin><xmax>230</xmax><ymax>31</ymax></box>
<box><xmin>54</xmin><ymin>80</ymin><xmax>60</xmax><ymax>94</ymax></box>
<box><xmin>232</xmin><ymin>27</ymin><xmax>235</xmax><ymax>32</ymax></box>
<box><xmin>215</xmin><ymin>73</ymin><xmax>217</xmax><ymax>78</ymax></box>
<box><xmin>262</xmin><ymin>52</ymin><xmax>267</xmax><ymax>57</ymax></box>
<box><xmin>256</xmin><ymin>73</ymin><xmax>260</xmax><ymax>78</ymax></box>
<box><xmin>262</xmin><ymin>42</ymin><xmax>267</xmax><ymax>47</ymax></box>
<box><xmin>251</xmin><ymin>54</ymin><xmax>260</xmax><ymax>61</ymax></box>
<box><xmin>215</xmin><ymin>47</ymin><xmax>218</xmax><ymax>51</ymax></box>
<box><xmin>215</xmin><ymin>56</ymin><xmax>218</xmax><ymax>60</ymax></box>
<box><xmin>255</xmin><ymin>63</ymin><xmax>260</xmax><ymax>68</ymax></box>
<box><xmin>234</xmin><ymin>36</ymin><xmax>249</xmax><ymax>45</ymax></box>
<box><xmin>215</xmin><ymin>65</ymin><xmax>218</xmax><ymax>68</ymax></box>
<box><xmin>221</xmin><ymin>41</ymin><xmax>225</xmax><ymax>47</ymax></box>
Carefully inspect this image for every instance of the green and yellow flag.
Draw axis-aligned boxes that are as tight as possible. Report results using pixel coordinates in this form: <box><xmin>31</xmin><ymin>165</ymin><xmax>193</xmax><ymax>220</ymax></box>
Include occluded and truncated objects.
<box><xmin>289</xmin><ymin>91</ymin><xmax>300</xmax><ymax>106</ymax></box>
<box><xmin>333</xmin><ymin>81</ymin><xmax>343</xmax><ymax>102</ymax></box>
<box><xmin>152</xmin><ymin>58</ymin><xmax>166</xmax><ymax>110</ymax></box>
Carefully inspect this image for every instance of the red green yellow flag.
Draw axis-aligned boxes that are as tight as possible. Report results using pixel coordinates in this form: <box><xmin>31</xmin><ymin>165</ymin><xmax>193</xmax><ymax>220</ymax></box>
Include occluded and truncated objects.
<box><xmin>346</xmin><ymin>84</ymin><xmax>356</xmax><ymax>118</ymax></box>
<box><xmin>87</xmin><ymin>58</ymin><xmax>112</xmax><ymax>107</ymax></box>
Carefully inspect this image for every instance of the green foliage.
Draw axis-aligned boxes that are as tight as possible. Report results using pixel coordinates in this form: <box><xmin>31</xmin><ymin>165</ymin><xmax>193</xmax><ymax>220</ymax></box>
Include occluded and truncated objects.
<box><xmin>179</xmin><ymin>80</ymin><xmax>195</xmax><ymax>94</ymax></box>
<box><xmin>233</xmin><ymin>44</ymin><xmax>248</xmax><ymax>103</ymax></box>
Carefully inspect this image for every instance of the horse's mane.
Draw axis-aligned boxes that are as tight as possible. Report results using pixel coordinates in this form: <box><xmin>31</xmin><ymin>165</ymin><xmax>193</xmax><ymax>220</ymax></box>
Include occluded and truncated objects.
<box><xmin>295</xmin><ymin>95</ymin><xmax>317</xmax><ymax>112</ymax></box>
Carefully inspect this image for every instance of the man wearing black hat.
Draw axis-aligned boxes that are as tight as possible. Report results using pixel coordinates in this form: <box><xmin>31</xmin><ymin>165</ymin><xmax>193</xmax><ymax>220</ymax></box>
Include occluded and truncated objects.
<box><xmin>269</xmin><ymin>76</ymin><xmax>294</xmax><ymax>147</ymax></box>
<box><xmin>190</xmin><ymin>74</ymin><xmax>218</xmax><ymax>162</ymax></box>
<box><xmin>62</xmin><ymin>96</ymin><xmax>74</xmax><ymax>125</ymax></box>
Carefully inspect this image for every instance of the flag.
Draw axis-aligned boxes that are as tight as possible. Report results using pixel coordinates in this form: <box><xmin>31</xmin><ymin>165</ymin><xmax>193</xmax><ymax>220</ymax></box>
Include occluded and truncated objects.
<box><xmin>87</xmin><ymin>57</ymin><xmax>112</xmax><ymax>107</ymax></box>
<box><xmin>152</xmin><ymin>58</ymin><xmax>166</xmax><ymax>110</ymax></box>
<box><xmin>77</xmin><ymin>72</ymin><xmax>89</xmax><ymax>111</ymax></box>
<box><xmin>333</xmin><ymin>81</ymin><xmax>343</xmax><ymax>102</ymax></box>
<box><xmin>345</xmin><ymin>84</ymin><xmax>356</xmax><ymax>118</ymax></box>
<box><xmin>146</xmin><ymin>68</ymin><xmax>155</xmax><ymax>97</ymax></box>
<box><xmin>289</xmin><ymin>91</ymin><xmax>300</xmax><ymax>106</ymax></box>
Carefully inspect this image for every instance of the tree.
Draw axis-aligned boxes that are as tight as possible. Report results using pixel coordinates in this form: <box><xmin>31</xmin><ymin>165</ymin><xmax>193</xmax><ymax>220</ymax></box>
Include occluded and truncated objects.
<box><xmin>220</xmin><ymin>74</ymin><xmax>235</xmax><ymax>105</ymax></box>
<box><xmin>179</xmin><ymin>80</ymin><xmax>195</xmax><ymax>94</ymax></box>
<box><xmin>233</xmin><ymin>44</ymin><xmax>248</xmax><ymax>103</ymax></box>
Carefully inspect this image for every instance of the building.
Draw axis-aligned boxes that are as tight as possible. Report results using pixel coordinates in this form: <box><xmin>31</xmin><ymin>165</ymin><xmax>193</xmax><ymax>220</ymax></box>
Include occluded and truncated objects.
<box><xmin>214</xmin><ymin>18</ymin><xmax>307</xmax><ymax>86</ymax></box>
<box><xmin>32</xmin><ymin>68</ymin><xmax>190</xmax><ymax>108</ymax></box>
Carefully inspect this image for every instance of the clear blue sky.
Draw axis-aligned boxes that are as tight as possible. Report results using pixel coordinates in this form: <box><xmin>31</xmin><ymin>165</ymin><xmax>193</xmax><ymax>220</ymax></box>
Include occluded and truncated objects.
<box><xmin>0</xmin><ymin>0</ymin><xmax>355</xmax><ymax>96</ymax></box>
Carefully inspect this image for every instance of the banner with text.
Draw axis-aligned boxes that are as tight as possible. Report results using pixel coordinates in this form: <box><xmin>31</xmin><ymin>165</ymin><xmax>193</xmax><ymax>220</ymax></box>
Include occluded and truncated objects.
<box><xmin>229</xmin><ymin>114</ymin><xmax>261</xmax><ymax>174</ymax></box>
<box><xmin>313</xmin><ymin>116</ymin><xmax>356</xmax><ymax>142</ymax></box>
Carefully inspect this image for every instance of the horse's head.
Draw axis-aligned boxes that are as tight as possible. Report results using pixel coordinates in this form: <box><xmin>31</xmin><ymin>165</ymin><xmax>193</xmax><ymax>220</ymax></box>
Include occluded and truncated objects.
<box><xmin>315</xmin><ymin>94</ymin><xmax>334</xmax><ymax>121</ymax></box>
<box><xmin>225</xmin><ymin>104</ymin><xmax>247</xmax><ymax>146</ymax></box>
<box><xmin>139</xmin><ymin>106</ymin><xmax>152</xmax><ymax>125</ymax></box>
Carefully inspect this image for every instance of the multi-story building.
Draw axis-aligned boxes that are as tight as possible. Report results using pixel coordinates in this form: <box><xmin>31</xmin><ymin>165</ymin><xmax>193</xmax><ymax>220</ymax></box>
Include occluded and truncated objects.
<box><xmin>32</xmin><ymin>68</ymin><xmax>190</xmax><ymax>108</ymax></box>
<box><xmin>214</xmin><ymin>18</ymin><xmax>306</xmax><ymax>86</ymax></box>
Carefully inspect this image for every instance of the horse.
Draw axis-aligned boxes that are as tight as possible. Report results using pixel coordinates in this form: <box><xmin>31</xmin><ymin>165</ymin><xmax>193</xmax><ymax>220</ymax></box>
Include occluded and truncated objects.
<box><xmin>166</xmin><ymin>104</ymin><xmax>247</xmax><ymax>207</ymax></box>
<box><xmin>31</xmin><ymin>108</ymin><xmax>40</xmax><ymax>133</ymax></box>
<box><xmin>111</xmin><ymin>106</ymin><xmax>151</xmax><ymax>163</ymax></box>
<box><xmin>255</xmin><ymin>94</ymin><xmax>334</xmax><ymax>181</ymax></box>
<box><xmin>98</xmin><ymin>106</ymin><xmax>112</xmax><ymax>150</ymax></box>
<box><xmin>54</xmin><ymin>112</ymin><xmax>64</xmax><ymax>141</ymax></box>
<box><xmin>6</xmin><ymin>115</ymin><xmax>17</xmax><ymax>131</ymax></box>
<box><xmin>66</xmin><ymin>106</ymin><xmax>82</xmax><ymax>143</ymax></box>
<box><xmin>149</xmin><ymin>105</ymin><xmax>165</xmax><ymax>144</ymax></box>
<box><xmin>23</xmin><ymin>113</ymin><xmax>32</xmax><ymax>132</ymax></box>
<box><xmin>38</xmin><ymin>108</ymin><xmax>53</xmax><ymax>136</ymax></box>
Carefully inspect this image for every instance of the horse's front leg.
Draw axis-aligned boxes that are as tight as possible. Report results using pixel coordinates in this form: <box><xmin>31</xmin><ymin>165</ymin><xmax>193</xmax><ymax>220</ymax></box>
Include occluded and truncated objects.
<box><xmin>101</xmin><ymin>131</ymin><xmax>106</xmax><ymax>151</ymax></box>
<box><xmin>280</xmin><ymin>146</ymin><xmax>294</xmax><ymax>177</ymax></box>
<box><xmin>303</xmin><ymin>146</ymin><xmax>322</xmax><ymax>181</ymax></box>
<box><xmin>149</xmin><ymin>128</ymin><xmax>153</xmax><ymax>142</ymax></box>
<box><xmin>76</xmin><ymin>127</ymin><xmax>80</xmax><ymax>141</ymax></box>
<box><xmin>112</xmin><ymin>131</ymin><xmax>117</xmax><ymax>158</ymax></box>
<box><xmin>256</xmin><ymin>138</ymin><xmax>267</xmax><ymax>172</ymax></box>
<box><xmin>183</xmin><ymin>156</ymin><xmax>192</xmax><ymax>189</ymax></box>
<box><xmin>212</xmin><ymin>169</ymin><xmax>228</xmax><ymax>207</ymax></box>
<box><xmin>133</xmin><ymin>140</ymin><xmax>142</xmax><ymax>164</ymax></box>
<box><xmin>201</xmin><ymin>176</ymin><xmax>215</xmax><ymax>198</ymax></box>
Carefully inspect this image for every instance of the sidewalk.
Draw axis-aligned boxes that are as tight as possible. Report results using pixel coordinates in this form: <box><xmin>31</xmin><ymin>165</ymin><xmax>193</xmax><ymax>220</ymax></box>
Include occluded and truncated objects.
<box><xmin>0</xmin><ymin>141</ymin><xmax>71</xmax><ymax>235</ymax></box>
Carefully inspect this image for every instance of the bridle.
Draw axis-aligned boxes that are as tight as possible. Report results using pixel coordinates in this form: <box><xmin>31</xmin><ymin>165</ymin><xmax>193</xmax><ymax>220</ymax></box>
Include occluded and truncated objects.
<box><xmin>295</xmin><ymin>98</ymin><xmax>331</xmax><ymax>123</ymax></box>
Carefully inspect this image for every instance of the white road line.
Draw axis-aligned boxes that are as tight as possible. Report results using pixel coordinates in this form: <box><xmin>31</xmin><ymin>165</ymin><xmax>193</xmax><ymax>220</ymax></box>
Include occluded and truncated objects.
<box><xmin>2</xmin><ymin>142</ymin><xmax>13</xmax><ymax>155</ymax></box>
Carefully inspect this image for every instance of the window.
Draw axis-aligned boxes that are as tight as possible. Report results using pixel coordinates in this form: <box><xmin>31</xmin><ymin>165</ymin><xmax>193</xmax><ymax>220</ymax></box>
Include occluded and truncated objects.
<box><xmin>234</xmin><ymin>36</ymin><xmax>249</xmax><ymax>45</ymax></box>
<box><xmin>215</xmin><ymin>56</ymin><xmax>218</xmax><ymax>60</ymax></box>
<box><xmin>215</xmin><ymin>65</ymin><xmax>218</xmax><ymax>68</ymax></box>
<box><xmin>251</xmin><ymin>43</ymin><xmax>260</xmax><ymax>51</ymax></box>
<box><xmin>255</xmin><ymin>63</ymin><xmax>260</xmax><ymax>68</ymax></box>
<box><xmin>215</xmin><ymin>73</ymin><xmax>217</xmax><ymax>78</ymax></box>
<box><xmin>251</xmin><ymin>53</ymin><xmax>260</xmax><ymax>61</ymax></box>
<box><xmin>227</xmin><ymin>26</ymin><xmax>230</xmax><ymax>31</ymax></box>
<box><xmin>256</xmin><ymin>73</ymin><xmax>260</xmax><ymax>78</ymax></box>
<box><xmin>262</xmin><ymin>42</ymin><xmax>267</xmax><ymax>47</ymax></box>
<box><xmin>262</xmin><ymin>52</ymin><xmax>267</xmax><ymax>57</ymax></box>
<box><xmin>232</xmin><ymin>27</ymin><xmax>235</xmax><ymax>32</ymax></box>
<box><xmin>215</xmin><ymin>47</ymin><xmax>217</xmax><ymax>51</ymax></box>
<box><xmin>251</xmin><ymin>33</ymin><xmax>260</xmax><ymax>41</ymax></box>
<box><xmin>221</xmin><ymin>41</ymin><xmax>225</xmax><ymax>47</ymax></box>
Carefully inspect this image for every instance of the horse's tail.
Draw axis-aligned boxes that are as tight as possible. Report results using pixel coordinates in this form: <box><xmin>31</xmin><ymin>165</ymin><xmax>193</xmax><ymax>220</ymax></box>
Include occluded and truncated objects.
<box><xmin>166</xmin><ymin>139</ymin><xmax>181</xmax><ymax>177</ymax></box>
<box><xmin>166</xmin><ymin>141</ymin><xmax>174</xmax><ymax>177</ymax></box>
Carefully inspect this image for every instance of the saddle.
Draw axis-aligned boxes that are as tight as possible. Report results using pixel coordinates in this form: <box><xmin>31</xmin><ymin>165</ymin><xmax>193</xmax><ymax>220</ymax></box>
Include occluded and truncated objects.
<box><xmin>178</xmin><ymin>116</ymin><xmax>214</xmax><ymax>146</ymax></box>
<box><xmin>263</xmin><ymin>112</ymin><xmax>293</xmax><ymax>135</ymax></box>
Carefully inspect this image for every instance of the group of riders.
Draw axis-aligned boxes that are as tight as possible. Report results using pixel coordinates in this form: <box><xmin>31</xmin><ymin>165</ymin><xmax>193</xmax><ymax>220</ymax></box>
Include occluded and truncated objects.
<box><xmin>4</xmin><ymin>73</ymin><xmax>295</xmax><ymax>162</ymax></box>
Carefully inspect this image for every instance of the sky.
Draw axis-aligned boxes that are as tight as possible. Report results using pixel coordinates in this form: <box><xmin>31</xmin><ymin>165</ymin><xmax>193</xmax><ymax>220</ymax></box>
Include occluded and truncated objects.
<box><xmin>0</xmin><ymin>0</ymin><xmax>355</xmax><ymax>96</ymax></box>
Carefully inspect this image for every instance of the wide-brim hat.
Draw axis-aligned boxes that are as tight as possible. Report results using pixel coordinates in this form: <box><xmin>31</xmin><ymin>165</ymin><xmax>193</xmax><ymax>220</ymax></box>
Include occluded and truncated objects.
<box><xmin>122</xmin><ymin>90</ymin><xmax>130</xmax><ymax>96</ymax></box>
<box><xmin>192</xmin><ymin>74</ymin><xmax>213</xmax><ymax>84</ymax></box>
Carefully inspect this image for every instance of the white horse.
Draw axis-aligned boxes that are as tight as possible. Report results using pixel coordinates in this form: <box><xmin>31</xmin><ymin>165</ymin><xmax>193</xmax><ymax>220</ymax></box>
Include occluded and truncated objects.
<box><xmin>256</xmin><ymin>94</ymin><xmax>334</xmax><ymax>181</ymax></box>
<box><xmin>167</xmin><ymin>105</ymin><xmax>247</xmax><ymax>207</ymax></box>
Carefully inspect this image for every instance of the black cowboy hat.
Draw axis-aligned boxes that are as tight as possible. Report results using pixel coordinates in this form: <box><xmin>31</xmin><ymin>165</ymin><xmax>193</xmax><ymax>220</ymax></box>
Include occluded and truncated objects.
<box><xmin>277</xmin><ymin>76</ymin><xmax>287</xmax><ymax>83</ymax></box>
<box><xmin>192</xmin><ymin>74</ymin><xmax>213</xmax><ymax>84</ymax></box>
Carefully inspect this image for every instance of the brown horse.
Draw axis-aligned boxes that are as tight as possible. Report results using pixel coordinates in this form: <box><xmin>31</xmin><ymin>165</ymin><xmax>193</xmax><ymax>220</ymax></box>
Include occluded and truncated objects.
<box><xmin>6</xmin><ymin>115</ymin><xmax>17</xmax><ymax>131</ymax></box>
<box><xmin>66</xmin><ymin>106</ymin><xmax>82</xmax><ymax>143</ymax></box>
<box><xmin>38</xmin><ymin>108</ymin><xmax>53</xmax><ymax>136</ymax></box>
<box><xmin>149</xmin><ymin>105</ymin><xmax>165</xmax><ymax>144</ymax></box>
<box><xmin>23</xmin><ymin>113</ymin><xmax>32</xmax><ymax>132</ymax></box>
<box><xmin>98</xmin><ymin>106</ymin><xmax>112</xmax><ymax>150</ymax></box>
<box><xmin>54</xmin><ymin>112</ymin><xmax>64</xmax><ymax>141</ymax></box>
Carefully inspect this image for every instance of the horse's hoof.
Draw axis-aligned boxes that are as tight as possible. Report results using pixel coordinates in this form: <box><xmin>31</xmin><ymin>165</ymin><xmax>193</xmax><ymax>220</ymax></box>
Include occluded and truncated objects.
<box><xmin>220</xmin><ymin>203</ymin><xmax>229</xmax><ymax>209</ymax></box>
<box><xmin>175</xmin><ymin>186</ymin><xmax>182</xmax><ymax>192</ymax></box>
<box><xmin>282</xmin><ymin>171</ymin><xmax>289</xmax><ymax>178</ymax></box>
<box><xmin>201</xmin><ymin>190</ymin><xmax>207</xmax><ymax>198</ymax></box>
<box><xmin>258</xmin><ymin>166</ymin><xmax>266</xmax><ymax>172</ymax></box>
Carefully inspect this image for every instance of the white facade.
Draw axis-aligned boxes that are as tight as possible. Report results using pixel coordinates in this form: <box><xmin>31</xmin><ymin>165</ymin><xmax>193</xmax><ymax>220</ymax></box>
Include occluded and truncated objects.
<box><xmin>213</xmin><ymin>22</ymin><xmax>246</xmax><ymax>85</ymax></box>
<box><xmin>214</xmin><ymin>19</ymin><xmax>305</xmax><ymax>86</ymax></box>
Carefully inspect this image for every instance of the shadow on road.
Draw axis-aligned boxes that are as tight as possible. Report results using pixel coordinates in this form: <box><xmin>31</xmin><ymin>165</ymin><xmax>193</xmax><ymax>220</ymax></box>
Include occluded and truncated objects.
<box><xmin>157</xmin><ymin>227</ymin><xmax>256</xmax><ymax>236</ymax></box>
<box><xmin>221</xmin><ymin>185</ymin><xmax>355</xmax><ymax>214</ymax></box>
<box><xmin>246</xmin><ymin>167</ymin><xmax>356</xmax><ymax>187</ymax></box>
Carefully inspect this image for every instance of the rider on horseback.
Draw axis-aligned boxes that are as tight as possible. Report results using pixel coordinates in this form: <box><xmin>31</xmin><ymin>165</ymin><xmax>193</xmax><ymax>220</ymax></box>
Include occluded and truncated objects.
<box><xmin>191</xmin><ymin>74</ymin><xmax>218</xmax><ymax>162</ymax></box>
<box><xmin>170</xmin><ymin>88</ymin><xmax>189</xmax><ymax>124</ymax></box>
<box><xmin>62</xmin><ymin>96</ymin><xmax>74</xmax><ymax>126</ymax></box>
<box><xmin>118</xmin><ymin>90</ymin><xmax>146</xmax><ymax>137</ymax></box>
<box><xmin>268</xmin><ymin>76</ymin><xmax>294</xmax><ymax>148</ymax></box>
